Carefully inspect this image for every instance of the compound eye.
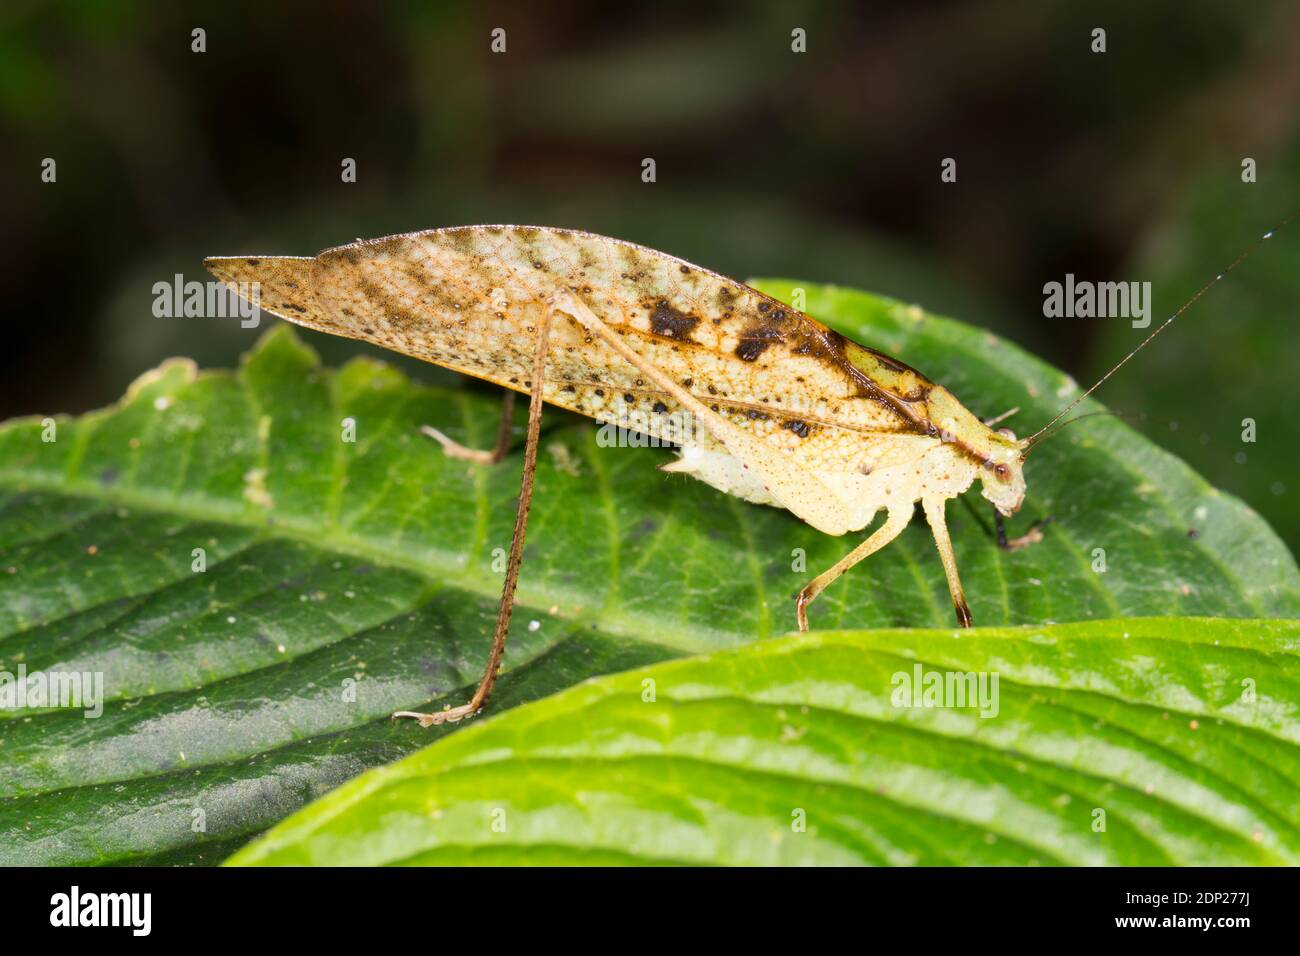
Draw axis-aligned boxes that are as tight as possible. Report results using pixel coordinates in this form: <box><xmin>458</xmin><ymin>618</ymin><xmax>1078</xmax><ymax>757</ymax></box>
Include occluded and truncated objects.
<box><xmin>994</xmin><ymin>464</ymin><xmax>1009</xmax><ymax>479</ymax></box>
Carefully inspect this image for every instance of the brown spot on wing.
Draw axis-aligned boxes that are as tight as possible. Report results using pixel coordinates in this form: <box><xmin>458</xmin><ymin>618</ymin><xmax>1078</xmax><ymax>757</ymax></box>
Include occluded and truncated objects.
<box><xmin>735</xmin><ymin>318</ymin><xmax>784</xmax><ymax>362</ymax></box>
<box><xmin>649</xmin><ymin>300</ymin><xmax>700</xmax><ymax>340</ymax></box>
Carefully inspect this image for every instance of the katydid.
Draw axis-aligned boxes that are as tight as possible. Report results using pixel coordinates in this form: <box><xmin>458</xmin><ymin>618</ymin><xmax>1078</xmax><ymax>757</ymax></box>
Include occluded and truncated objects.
<box><xmin>206</xmin><ymin>221</ymin><xmax>1286</xmax><ymax>725</ymax></box>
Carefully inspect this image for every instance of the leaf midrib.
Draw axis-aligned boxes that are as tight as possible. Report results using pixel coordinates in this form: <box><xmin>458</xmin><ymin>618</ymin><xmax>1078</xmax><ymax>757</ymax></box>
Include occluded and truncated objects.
<box><xmin>0</xmin><ymin>470</ymin><xmax>739</xmax><ymax>655</ymax></box>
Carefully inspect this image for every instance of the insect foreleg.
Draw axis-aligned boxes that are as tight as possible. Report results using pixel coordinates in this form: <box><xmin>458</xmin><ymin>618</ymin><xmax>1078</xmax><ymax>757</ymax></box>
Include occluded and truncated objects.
<box><xmin>392</xmin><ymin>313</ymin><xmax>552</xmax><ymax>727</ymax></box>
<box><xmin>795</xmin><ymin>507</ymin><xmax>913</xmax><ymax>631</ymax></box>
<box><xmin>923</xmin><ymin>496</ymin><xmax>972</xmax><ymax>627</ymax></box>
<box><xmin>421</xmin><ymin>391</ymin><xmax>517</xmax><ymax>464</ymax></box>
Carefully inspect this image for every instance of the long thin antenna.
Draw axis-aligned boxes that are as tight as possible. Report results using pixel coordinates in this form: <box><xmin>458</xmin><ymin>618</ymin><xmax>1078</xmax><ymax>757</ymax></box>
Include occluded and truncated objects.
<box><xmin>1024</xmin><ymin>409</ymin><xmax>1123</xmax><ymax>448</ymax></box>
<box><xmin>1023</xmin><ymin>209</ymin><xmax>1300</xmax><ymax>449</ymax></box>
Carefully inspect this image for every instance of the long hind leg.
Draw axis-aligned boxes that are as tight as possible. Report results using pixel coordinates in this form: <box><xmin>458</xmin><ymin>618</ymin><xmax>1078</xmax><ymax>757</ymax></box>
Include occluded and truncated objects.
<box><xmin>393</xmin><ymin>313</ymin><xmax>551</xmax><ymax>726</ymax></box>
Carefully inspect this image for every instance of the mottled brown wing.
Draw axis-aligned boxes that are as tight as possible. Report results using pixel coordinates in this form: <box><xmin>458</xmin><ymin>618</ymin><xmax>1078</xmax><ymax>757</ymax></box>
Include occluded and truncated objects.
<box><xmin>206</xmin><ymin>226</ymin><xmax>942</xmax><ymax>476</ymax></box>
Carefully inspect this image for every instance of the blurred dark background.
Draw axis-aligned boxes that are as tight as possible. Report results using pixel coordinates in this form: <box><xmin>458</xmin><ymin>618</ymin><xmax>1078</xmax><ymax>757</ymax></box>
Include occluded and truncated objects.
<box><xmin>2</xmin><ymin>0</ymin><xmax>1298</xmax><ymax>550</ymax></box>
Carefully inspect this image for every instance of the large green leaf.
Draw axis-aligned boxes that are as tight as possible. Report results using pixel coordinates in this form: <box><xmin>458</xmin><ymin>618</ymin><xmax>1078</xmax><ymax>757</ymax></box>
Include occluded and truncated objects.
<box><xmin>0</xmin><ymin>281</ymin><xmax>1295</xmax><ymax>865</ymax></box>
<box><xmin>231</xmin><ymin>617</ymin><xmax>1300</xmax><ymax>866</ymax></box>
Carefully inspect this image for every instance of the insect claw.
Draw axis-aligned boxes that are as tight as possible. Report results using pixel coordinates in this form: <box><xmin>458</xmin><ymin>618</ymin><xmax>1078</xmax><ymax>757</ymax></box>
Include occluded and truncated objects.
<box><xmin>421</xmin><ymin>425</ymin><xmax>498</xmax><ymax>464</ymax></box>
<box><xmin>421</xmin><ymin>392</ymin><xmax>517</xmax><ymax>465</ymax></box>
<box><xmin>998</xmin><ymin>514</ymin><xmax>1053</xmax><ymax>552</ymax></box>
<box><xmin>795</xmin><ymin>593</ymin><xmax>812</xmax><ymax>632</ymax></box>
<box><xmin>955</xmin><ymin>600</ymin><xmax>973</xmax><ymax>628</ymax></box>
<box><xmin>392</xmin><ymin>704</ymin><xmax>480</xmax><ymax>727</ymax></box>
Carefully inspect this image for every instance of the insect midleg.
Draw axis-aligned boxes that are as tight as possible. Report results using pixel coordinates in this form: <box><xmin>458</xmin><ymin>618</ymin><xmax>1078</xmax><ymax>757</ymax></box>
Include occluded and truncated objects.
<box><xmin>421</xmin><ymin>390</ymin><xmax>517</xmax><ymax>465</ymax></box>
<box><xmin>922</xmin><ymin>496</ymin><xmax>972</xmax><ymax>627</ymax></box>
<box><xmin>994</xmin><ymin>509</ymin><xmax>1054</xmax><ymax>552</ymax></box>
<box><xmin>392</xmin><ymin>311</ymin><xmax>553</xmax><ymax>727</ymax></box>
<box><xmin>795</xmin><ymin>507</ymin><xmax>913</xmax><ymax>631</ymax></box>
